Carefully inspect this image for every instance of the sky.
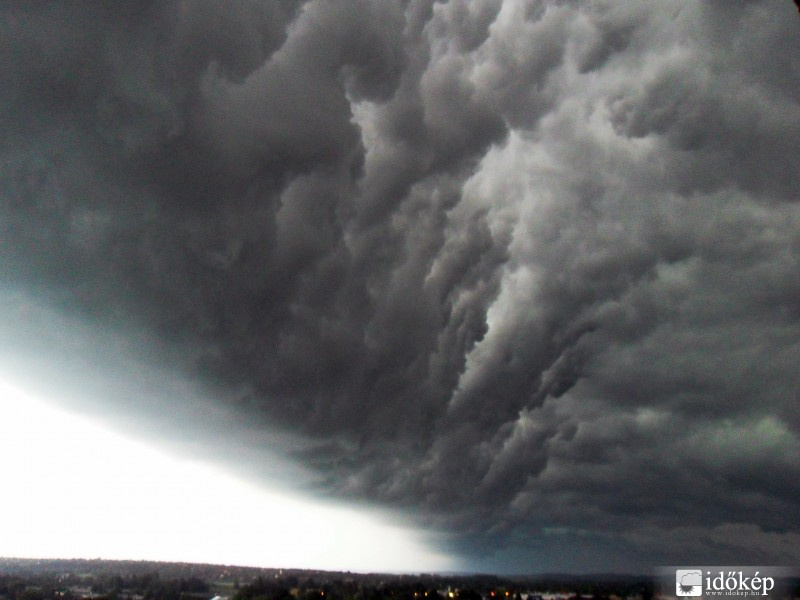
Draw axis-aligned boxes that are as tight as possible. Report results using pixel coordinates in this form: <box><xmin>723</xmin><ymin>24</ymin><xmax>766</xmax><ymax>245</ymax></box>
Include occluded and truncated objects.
<box><xmin>0</xmin><ymin>376</ymin><xmax>453</xmax><ymax>572</ymax></box>
<box><xmin>0</xmin><ymin>0</ymin><xmax>799</xmax><ymax>575</ymax></box>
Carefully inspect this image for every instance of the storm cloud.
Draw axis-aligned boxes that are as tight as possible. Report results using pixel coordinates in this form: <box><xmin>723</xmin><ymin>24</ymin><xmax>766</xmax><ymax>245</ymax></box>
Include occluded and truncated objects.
<box><xmin>2</xmin><ymin>0</ymin><xmax>800</xmax><ymax>572</ymax></box>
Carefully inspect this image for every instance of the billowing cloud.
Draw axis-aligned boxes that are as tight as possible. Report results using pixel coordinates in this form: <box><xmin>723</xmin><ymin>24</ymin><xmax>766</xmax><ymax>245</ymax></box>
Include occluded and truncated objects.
<box><xmin>2</xmin><ymin>0</ymin><xmax>799</xmax><ymax>572</ymax></box>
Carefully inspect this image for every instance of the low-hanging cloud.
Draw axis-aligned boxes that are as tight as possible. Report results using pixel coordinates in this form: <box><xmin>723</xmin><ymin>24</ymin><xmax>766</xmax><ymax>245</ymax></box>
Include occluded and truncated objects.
<box><xmin>2</xmin><ymin>0</ymin><xmax>799</xmax><ymax>572</ymax></box>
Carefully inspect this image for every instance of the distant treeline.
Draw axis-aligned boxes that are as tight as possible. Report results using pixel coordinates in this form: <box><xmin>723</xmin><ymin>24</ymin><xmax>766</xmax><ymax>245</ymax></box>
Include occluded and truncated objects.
<box><xmin>3</xmin><ymin>562</ymin><xmax>798</xmax><ymax>600</ymax></box>
<box><xmin>0</xmin><ymin>573</ymin><xmax>208</xmax><ymax>600</ymax></box>
<box><xmin>231</xmin><ymin>574</ymin><xmax>649</xmax><ymax>600</ymax></box>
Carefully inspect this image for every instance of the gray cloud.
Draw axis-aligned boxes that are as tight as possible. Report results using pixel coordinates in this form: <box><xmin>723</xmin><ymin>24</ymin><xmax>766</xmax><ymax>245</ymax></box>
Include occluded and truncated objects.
<box><xmin>2</xmin><ymin>0</ymin><xmax>799</xmax><ymax>572</ymax></box>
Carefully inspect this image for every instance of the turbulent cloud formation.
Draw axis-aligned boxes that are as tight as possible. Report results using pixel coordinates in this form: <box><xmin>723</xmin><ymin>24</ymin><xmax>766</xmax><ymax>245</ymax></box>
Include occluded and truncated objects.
<box><xmin>2</xmin><ymin>0</ymin><xmax>799</xmax><ymax>572</ymax></box>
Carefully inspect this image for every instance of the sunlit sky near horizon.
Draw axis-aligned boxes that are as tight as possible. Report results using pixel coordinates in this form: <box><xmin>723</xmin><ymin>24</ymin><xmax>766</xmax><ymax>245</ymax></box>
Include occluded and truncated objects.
<box><xmin>0</xmin><ymin>377</ymin><xmax>454</xmax><ymax>573</ymax></box>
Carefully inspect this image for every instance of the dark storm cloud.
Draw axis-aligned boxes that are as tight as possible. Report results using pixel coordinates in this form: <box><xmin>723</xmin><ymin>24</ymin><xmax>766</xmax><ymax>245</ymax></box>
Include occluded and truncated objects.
<box><xmin>2</xmin><ymin>0</ymin><xmax>800</xmax><ymax>572</ymax></box>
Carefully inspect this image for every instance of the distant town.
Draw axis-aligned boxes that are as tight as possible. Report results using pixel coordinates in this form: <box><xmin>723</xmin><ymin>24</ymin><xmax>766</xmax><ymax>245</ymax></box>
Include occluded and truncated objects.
<box><xmin>0</xmin><ymin>558</ymin><xmax>649</xmax><ymax>600</ymax></box>
<box><xmin>1</xmin><ymin>559</ymin><xmax>797</xmax><ymax>600</ymax></box>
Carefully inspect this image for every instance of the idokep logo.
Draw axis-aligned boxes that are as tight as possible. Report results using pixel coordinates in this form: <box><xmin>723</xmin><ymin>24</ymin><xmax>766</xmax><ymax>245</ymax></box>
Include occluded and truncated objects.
<box><xmin>660</xmin><ymin>567</ymin><xmax>790</xmax><ymax>599</ymax></box>
<box><xmin>704</xmin><ymin>571</ymin><xmax>775</xmax><ymax>596</ymax></box>
<box><xmin>676</xmin><ymin>570</ymin><xmax>703</xmax><ymax>596</ymax></box>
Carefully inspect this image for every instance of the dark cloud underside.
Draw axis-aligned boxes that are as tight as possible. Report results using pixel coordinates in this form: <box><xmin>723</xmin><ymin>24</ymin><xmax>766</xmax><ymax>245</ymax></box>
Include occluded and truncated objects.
<box><xmin>2</xmin><ymin>0</ymin><xmax>799</xmax><ymax>572</ymax></box>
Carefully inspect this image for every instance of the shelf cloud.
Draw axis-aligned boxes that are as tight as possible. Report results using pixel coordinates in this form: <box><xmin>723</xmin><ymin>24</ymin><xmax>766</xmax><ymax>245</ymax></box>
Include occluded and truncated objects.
<box><xmin>1</xmin><ymin>0</ymin><xmax>799</xmax><ymax>572</ymax></box>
